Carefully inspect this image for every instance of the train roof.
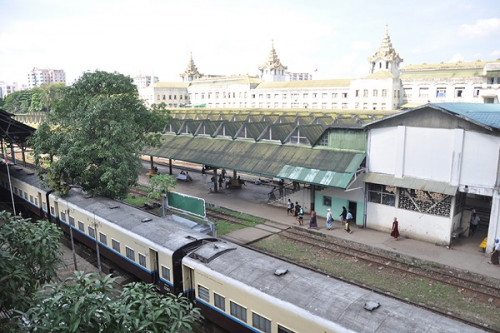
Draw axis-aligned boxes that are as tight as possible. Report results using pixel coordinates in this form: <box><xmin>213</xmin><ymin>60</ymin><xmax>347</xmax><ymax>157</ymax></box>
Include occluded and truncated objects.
<box><xmin>186</xmin><ymin>241</ymin><xmax>484</xmax><ymax>333</ymax></box>
<box><xmin>2</xmin><ymin>163</ymin><xmax>214</xmax><ymax>251</ymax></box>
<box><xmin>59</xmin><ymin>188</ymin><xmax>214</xmax><ymax>251</ymax></box>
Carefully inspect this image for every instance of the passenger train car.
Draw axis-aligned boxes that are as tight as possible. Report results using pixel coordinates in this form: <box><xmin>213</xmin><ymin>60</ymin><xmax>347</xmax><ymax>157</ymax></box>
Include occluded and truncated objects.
<box><xmin>0</xmin><ymin>162</ymin><xmax>485</xmax><ymax>333</ymax></box>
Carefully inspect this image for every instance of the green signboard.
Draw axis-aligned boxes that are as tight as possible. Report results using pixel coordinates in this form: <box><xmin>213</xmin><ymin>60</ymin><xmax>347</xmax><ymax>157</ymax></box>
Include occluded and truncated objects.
<box><xmin>167</xmin><ymin>191</ymin><xmax>206</xmax><ymax>217</ymax></box>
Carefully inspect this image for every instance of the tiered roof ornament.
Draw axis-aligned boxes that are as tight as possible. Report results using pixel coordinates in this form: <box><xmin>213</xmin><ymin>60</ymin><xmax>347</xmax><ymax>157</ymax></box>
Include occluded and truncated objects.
<box><xmin>259</xmin><ymin>41</ymin><xmax>287</xmax><ymax>82</ymax></box>
<box><xmin>180</xmin><ymin>53</ymin><xmax>202</xmax><ymax>82</ymax></box>
<box><xmin>368</xmin><ymin>26</ymin><xmax>403</xmax><ymax>76</ymax></box>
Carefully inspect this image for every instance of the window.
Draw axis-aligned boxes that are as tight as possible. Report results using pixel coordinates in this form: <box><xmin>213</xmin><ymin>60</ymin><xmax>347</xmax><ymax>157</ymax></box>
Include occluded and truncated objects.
<box><xmin>43</xmin><ymin>202</ymin><xmax>47</xmax><ymax>211</ymax></box>
<box><xmin>50</xmin><ymin>206</ymin><xmax>54</xmax><ymax>215</ymax></box>
<box><xmin>398</xmin><ymin>188</ymin><xmax>451</xmax><ymax>217</ymax></box>
<box><xmin>88</xmin><ymin>226</ymin><xmax>96</xmax><ymax>239</ymax></box>
<box><xmin>112</xmin><ymin>239</ymin><xmax>120</xmax><ymax>252</ymax></box>
<box><xmin>60</xmin><ymin>211</ymin><xmax>66</xmax><ymax>221</ymax></box>
<box><xmin>381</xmin><ymin>89</ymin><xmax>387</xmax><ymax>97</ymax></box>
<box><xmin>78</xmin><ymin>221</ymin><xmax>85</xmax><ymax>232</ymax></box>
<box><xmin>99</xmin><ymin>232</ymin><xmax>107</xmax><ymax>245</ymax></box>
<box><xmin>323</xmin><ymin>196</ymin><xmax>332</xmax><ymax>206</ymax></box>
<box><xmin>138</xmin><ymin>253</ymin><xmax>147</xmax><ymax>267</ymax></box>
<box><xmin>416</xmin><ymin>88</ymin><xmax>428</xmax><ymax>99</ymax></box>
<box><xmin>363</xmin><ymin>89</ymin><xmax>368</xmax><ymax>97</ymax></box>
<box><xmin>317</xmin><ymin>133</ymin><xmax>328</xmax><ymax>146</ymax></box>
<box><xmin>455</xmin><ymin>87</ymin><xmax>464</xmax><ymax>98</ymax></box>
<box><xmin>126</xmin><ymin>247</ymin><xmax>135</xmax><ymax>261</ymax></box>
<box><xmin>252</xmin><ymin>312</ymin><xmax>271</xmax><ymax>333</ymax></box>
<box><xmin>342</xmin><ymin>92</ymin><xmax>348</xmax><ymax>98</ymax></box>
<box><xmin>368</xmin><ymin>184</ymin><xmax>396</xmax><ymax>206</ymax></box>
<box><xmin>161</xmin><ymin>266</ymin><xmax>170</xmax><ymax>281</ymax></box>
<box><xmin>230</xmin><ymin>301</ymin><xmax>247</xmax><ymax>322</ymax></box>
<box><xmin>403</xmin><ymin>88</ymin><xmax>412</xmax><ymax>98</ymax></box>
<box><xmin>30</xmin><ymin>195</ymin><xmax>34</xmax><ymax>203</ymax></box>
<box><xmin>355</xmin><ymin>90</ymin><xmax>359</xmax><ymax>97</ymax></box>
<box><xmin>278</xmin><ymin>325</ymin><xmax>295</xmax><ymax>333</ymax></box>
<box><xmin>69</xmin><ymin>215</ymin><xmax>75</xmax><ymax>227</ymax></box>
<box><xmin>373</xmin><ymin>89</ymin><xmax>378</xmax><ymax>97</ymax></box>
<box><xmin>436</xmin><ymin>88</ymin><xmax>446</xmax><ymax>98</ymax></box>
<box><xmin>198</xmin><ymin>285</ymin><xmax>209</xmax><ymax>302</ymax></box>
<box><xmin>332</xmin><ymin>92</ymin><xmax>338</xmax><ymax>98</ymax></box>
<box><xmin>474</xmin><ymin>87</ymin><xmax>481</xmax><ymax>97</ymax></box>
<box><xmin>214</xmin><ymin>293</ymin><xmax>225</xmax><ymax>311</ymax></box>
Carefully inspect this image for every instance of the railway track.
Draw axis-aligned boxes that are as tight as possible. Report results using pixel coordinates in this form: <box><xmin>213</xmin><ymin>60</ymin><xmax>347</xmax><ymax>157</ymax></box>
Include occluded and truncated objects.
<box><xmin>281</xmin><ymin>228</ymin><xmax>500</xmax><ymax>301</ymax></box>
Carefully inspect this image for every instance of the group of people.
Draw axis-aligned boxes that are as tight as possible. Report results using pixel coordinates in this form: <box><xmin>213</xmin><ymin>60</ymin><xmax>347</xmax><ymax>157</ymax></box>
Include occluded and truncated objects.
<box><xmin>286</xmin><ymin>200</ymin><xmax>354</xmax><ymax>233</ymax></box>
<box><xmin>287</xmin><ymin>199</ymin><xmax>305</xmax><ymax>225</ymax></box>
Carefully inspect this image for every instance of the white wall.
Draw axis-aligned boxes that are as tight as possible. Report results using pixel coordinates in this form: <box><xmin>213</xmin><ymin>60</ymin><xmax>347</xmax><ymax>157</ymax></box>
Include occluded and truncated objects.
<box><xmin>367</xmin><ymin>127</ymin><xmax>398</xmax><ymax>174</ymax></box>
<box><xmin>404</xmin><ymin>127</ymin><xmax>454</xmax><ymax>181</ymax></box>
<box><xmin>461</xmin><ymin>131</ymin><xmax>500</xmax><ymax>189</ymax></box>
<box><xmin>366</xmin><ymin>202</ymin><xmax>452</xmax><ymax>244</ymax></box>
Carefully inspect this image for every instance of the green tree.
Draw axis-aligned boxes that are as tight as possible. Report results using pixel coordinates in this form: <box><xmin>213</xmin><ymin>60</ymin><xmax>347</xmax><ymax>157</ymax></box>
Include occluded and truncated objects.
<box><xmin>148</xmin><ymin>174</ymin><xmax>177</xmax><ymax>216</ymax></box>
<box><xmin>31</xmin><ymin>71</ymin><xmax>169</xmax><ymax>198</ymax></box>
<box><xmin>17</xmin><ymin>272</ymin><xmax>201</xmax><ymax>333</ymax></box>
<box><xmin>0</xmin><ymin>211</ymin><xmax>62</xmax><ymax>312</ymax></box>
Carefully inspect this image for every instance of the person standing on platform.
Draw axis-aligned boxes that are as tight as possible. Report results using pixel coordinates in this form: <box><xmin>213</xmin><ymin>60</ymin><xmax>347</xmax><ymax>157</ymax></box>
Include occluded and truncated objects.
<box><xmin>345</xmin><ymin>210</ymin><xmax>353</xmax><ymax>233</ymax></box>
<box><xmin>287</xmin><ymin>199</ymin><xmax>294</xmax><ymax>216</ymax></box>
<box><xmin>340</xmin><ymin>206</ymin><xmax>347</xmax><ymax>225</ymax></box>
<box><xmin>489</xmin><ymin>238</ymin><xmax>499</xmax><ymax>265</ymax></box>
<box><xmin>309</xmin><ymin>210</ymin><xmax>318</xmax><ymax>229</ymax></box>
<box><xmin>470</xmin><ymin>211</ymin><xmax>480</xmax><ymax>235</ymax></box>
<box><xmin>391</xmin><ymin>217</ymin><xmax>400</xmax><ymax>240</ymax></box>
<box><xmin>326</xmin><ymin>209</ymin><xmax>333</xmax><ymax>230</ymax></box>
<box><xmin>298</xmin><ymin>206</ymin><xmax>304</xmax><ymax>226</ymax></box>
<box><xmin>294</xmin><ymin>202</ymin><xmax>300</xmax><ymax>220</ymax></box>
<box><xmin>218</xmin><ymin>174</ymin><xmax>223</xmax><ymax>189</ymax></box>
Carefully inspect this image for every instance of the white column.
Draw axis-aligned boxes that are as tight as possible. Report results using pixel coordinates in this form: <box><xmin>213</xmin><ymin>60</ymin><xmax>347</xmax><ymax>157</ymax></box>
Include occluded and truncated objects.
<box><xmin>487</xmin><ymin>189</ymin><xmax>500</xmax><ymax>255</ymax></box>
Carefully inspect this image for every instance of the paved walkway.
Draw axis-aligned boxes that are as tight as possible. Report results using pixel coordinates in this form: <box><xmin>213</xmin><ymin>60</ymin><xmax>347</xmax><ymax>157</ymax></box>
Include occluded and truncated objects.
<box><xmin>139</xmin><ymin>160</ymin><xmax>500</xmax><ymax>280</ymax></box>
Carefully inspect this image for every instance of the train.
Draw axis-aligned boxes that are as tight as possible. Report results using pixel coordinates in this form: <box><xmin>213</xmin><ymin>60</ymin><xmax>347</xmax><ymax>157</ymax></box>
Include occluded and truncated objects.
<box><xmin>0</xmin><ymin>162</ymin><xmax>485</xmax><ymax>333</ymax></box>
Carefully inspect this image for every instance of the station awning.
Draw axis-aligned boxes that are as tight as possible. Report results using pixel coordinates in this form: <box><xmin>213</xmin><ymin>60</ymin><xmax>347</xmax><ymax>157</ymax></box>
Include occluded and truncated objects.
<box><xmin>143</xmin><ymin>134</ymin><xmax>366</xmax><ymax>189</ymax></box>
<box><xmin>362</xmin><ymin>172</ymin><xmax>458</xmax><ymax>195</ymax></box>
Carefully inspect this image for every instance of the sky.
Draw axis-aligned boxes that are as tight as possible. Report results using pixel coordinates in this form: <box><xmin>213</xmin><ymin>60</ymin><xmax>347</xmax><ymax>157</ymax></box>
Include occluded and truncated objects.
<box><xmin>1</xmin><ymin>0</ymin><xmax>500</xmax><ymax>85</ymax></box>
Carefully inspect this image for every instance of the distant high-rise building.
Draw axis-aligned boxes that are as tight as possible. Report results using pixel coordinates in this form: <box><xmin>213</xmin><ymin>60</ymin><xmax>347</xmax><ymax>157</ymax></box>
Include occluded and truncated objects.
<box><xmin>132</xmin><ymin>75</ymin><xmax>159</xmax><ymax>89</ymax></box>
<box><xmin>0</xmin><ymin>81</ymin><xmax>20</xmax><ymax>98</ymax></box>
<box><xmin>27</xmin><ymin>68</ymin><xmax>66</xmax><ymax>89</ymax></box>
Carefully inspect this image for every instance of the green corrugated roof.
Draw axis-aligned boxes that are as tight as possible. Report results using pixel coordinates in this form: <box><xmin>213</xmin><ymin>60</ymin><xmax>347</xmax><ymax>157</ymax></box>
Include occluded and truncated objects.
<box><xmin>244</xmin><ymin>122</ymin><xmax>269</xmax><ymax>139</ymax></box>
<box><xmin>262</xmin><ymin>123</ymin><xmax>295</xmax><ymax>143</ymax></box>
<box><xmin>216</xmin><ymin>121</ymin><xmax>245</xmax><ymax>138</ymax></box>
<box><xmin>297</xmin><ymin>124</ymin><xmax>327</xmax><ymax>145</ymax></box>
<box><xmin>182</xmin><ymin>119</ymin><xmax>203</xmax><ymax>134</ymax></box>
<box><xmin>143</xmin><ymin>134</ymin><xmax>365</xmax><ymax>188</ymax></box>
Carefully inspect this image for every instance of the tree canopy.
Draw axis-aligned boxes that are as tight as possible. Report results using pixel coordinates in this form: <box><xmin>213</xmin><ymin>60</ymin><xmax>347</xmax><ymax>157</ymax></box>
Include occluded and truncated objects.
<box><xmin>0</xmin><ymin>212</ymin><xmax>62</xmax><ymax>313</ymax></box>
<box><xmin>30</xmin><ymin>71</ymin><xmax>169</xmax><ymax>198</ymax></box>
<box><xmin>16</xmin><ymin>272</ymin><xmax>201</xmax><ymax>333</ymax></box>
<box><xmin>0</xmin><ymin>83</ymin><xmax>65</xmax><ymax>113</ymax></box>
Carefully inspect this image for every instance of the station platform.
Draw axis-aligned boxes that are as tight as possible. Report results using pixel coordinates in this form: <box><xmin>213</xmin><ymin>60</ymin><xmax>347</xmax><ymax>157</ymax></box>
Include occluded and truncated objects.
<box><xmin>139</xmin><ymin>160</ymin><xmax>500</xmax><ymax>280</ymax></box>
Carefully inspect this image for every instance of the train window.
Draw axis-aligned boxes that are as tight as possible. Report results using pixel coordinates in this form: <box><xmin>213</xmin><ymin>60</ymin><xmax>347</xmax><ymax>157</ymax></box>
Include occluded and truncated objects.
<box><xmin>161</xmin><ymin>266</ymin><xmax>170</xmax><ymax>281</ymax></box>
<box><xmin>60</xmin><ymin>211</ymin><xmax>66</xmax><ymax>221</ymax></box>
<box><xmin>125</xmin><ymin>247</ymin><xmax>135</xmax><ymax>261</ymax></box>
<box><xmin>230</xmin><ymin>301</ymin><xmax>247</xmax><ymax>323</ymax></box>
<box><xmin>50</xmin><ymin>206</ymin><xmax>55</xmax><ymax>215</ymax></box>
<box><xmin>24</xmin><ymin>192</ymin><xmax>28</xmax><ymax>200</ymax></box>
<box><xmin>14</xmin><ymin>188</ymin><xmax>18</xmax><ymax>194</ymax></box>
<box><xmin>35</xmin><ymin>198</ymin><xmax>38</xmax><ymax>206</ymax></box>
<box><xmin>214</xmin><ymin>293</ymin><xmax>225</xmax><ymax>311</ymax></box>
<box><xmin>99</xmin><ymin>233</ymin><xmax>107</xmax><ymax>245</ymax></box>
<box><xmin>252</xmin><ymin>312</ymin><xmax>271</xmax><ymax>333</ymax></box>
<box><xmin>69</xmin><ymin>216</ymin><xmax>75</xmax><ymax>227</ymax></box>
<box><xmin>277</xmin><ymin>325</ymin><xmax>295</xmax><ymax>333</ymax></box>
<box><xmin>30</xmin><ymin>195</ymin><xmax>33</xmax><ymax>203</ymax></box>
<box><xmin>43</xmin><ymin>202</ymin><xmax>47</xmax><ymax>211</ymax></box>
<box><xmin>112</xmin><ymin>239</ymin><xmax>120</xmax><ymax>253</ymax></box>
<box><xmin>88</xmin><ymin>227</ymin><xmax>96</xmax><ymax>239</ymax></box>
<box><xmin>138</xmin><ymin>253</ymin><xmax>146</xmax><ymax>267</ymax></box>
<box><xmin>198</xmin><ymin>285</ymin><xmax>209</xmax><ymax>302</ymax></box>
<box><xmin>77</xmin><ymin>221</ymin><xmax>84</xmax><ymax>232</ymax></box>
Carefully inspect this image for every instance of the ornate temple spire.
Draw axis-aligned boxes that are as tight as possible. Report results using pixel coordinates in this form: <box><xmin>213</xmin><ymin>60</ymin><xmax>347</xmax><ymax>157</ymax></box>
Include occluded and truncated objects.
<box><xmin>368</xmin><ymin>25</ymin><xmax>403</xmax><ymax>75</ymax></box>
<box><xmin>259</xmin><ymin>40</ymin><xmax>287</xmax><ymax>82</ymax></box>
<box><xmin>180</xmin><ymin>52</ymin><xmax>202</xmax><ymax>82</ymax></box>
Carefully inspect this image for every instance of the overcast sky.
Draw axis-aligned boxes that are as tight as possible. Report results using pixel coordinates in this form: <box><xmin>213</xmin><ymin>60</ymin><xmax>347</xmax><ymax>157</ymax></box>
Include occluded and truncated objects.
<box><xmin>1</xmin><ymin>0</ymin><xmax>500</xmax><ymax>85</ymax></box>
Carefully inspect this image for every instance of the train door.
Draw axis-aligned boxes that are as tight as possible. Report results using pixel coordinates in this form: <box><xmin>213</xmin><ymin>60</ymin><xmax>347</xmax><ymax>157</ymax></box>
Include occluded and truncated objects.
<box><xmin>182</xmin><ymin>264</ymin><xmax>195</xmax><ymax>301</ymax></box>
<box><xmin>348</xmin><ymin>201</ymin><xmax>357</xmax><ymax>223</ymax></box>
<box><xmin>37</xmin><ymin>192</ymin><xmax>43</xmax><ymax>216</ymax></box>
<box><xmin>53</xmin><ymin>200</ymin><xmax>59</xmax><ymax>225</ymax></box>
<box><xmin>149</xmin><ymin>248</ymin><xmax>159</xmax><ymax>284</ymax></box>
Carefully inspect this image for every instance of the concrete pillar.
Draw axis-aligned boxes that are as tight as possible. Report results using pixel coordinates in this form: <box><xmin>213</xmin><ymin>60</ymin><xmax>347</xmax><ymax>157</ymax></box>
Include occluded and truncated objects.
<box><xmin>310</xmin><ymin>185</ymin><xmax>315</xmax><ymax>211</ymax></box>
<box><xmin>486</xmin><ymin>189</ymin><xmax>500</xmax><ymax>254</ymax></box>
<box><xmin>214</xmin><ymin>168</ymin><xmax>218</xmax><ymax>192</ymax></box>
<box><xmin>169</xmin><ymin>159</ymin><xmax>173</xmax><ymax>175</ymax></box>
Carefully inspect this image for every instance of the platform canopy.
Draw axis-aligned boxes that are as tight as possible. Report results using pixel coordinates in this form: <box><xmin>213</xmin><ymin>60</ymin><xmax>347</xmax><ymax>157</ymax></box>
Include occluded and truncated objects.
<box><xmin>0</xmin><ymin>109</ymin><xmax>36</xmax><ymax>145</ymax></box>
<box><xmin>143</xmin><ymin>134</ymin><xmax>365</xmax><ymax>189</ymax></box>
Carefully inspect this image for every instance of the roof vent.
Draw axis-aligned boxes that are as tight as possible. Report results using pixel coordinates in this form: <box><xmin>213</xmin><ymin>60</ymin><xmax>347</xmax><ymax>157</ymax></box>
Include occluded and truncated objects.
<box><xmin>108</xmin><ymin>205</ymin><xmax>119</xmax><ymax>209</ymax></box>
<box><xmin>141</xmin><ymin>218</ymin><xmax>152</xmax><ymax>223</ymax></box>
<box><xmin>274</xmin><ymin>268</ymin><xmax>288</xmax><ymax>276</ymax></box>
<box><xmin>364</xmin><ymin>301</ymin><xmax>380</xmax><ymax>311</ymax></box>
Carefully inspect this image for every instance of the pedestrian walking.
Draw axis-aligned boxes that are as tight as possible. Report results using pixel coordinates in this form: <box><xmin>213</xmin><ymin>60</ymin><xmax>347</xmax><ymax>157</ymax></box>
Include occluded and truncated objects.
<box><xmin>294</xmin><ymin>202</ymin><xmax>300</xmax><ymax>220</ymax></box>
<box><xmin>309</xmin><ymin>210</ymin><xmax>318</xmax><ymax>229</ymax></box>
<box><xmin>345</xmin><ymin>210</ymin><xmax>353</xmax><ymax>233</ymax></box>
<box><xmin>489</xmin><ymin>238</ymin><xmax>499</xmax><ymax>265</ymax></box>
<box><xmin>470</xmin><ymin>211</ymin><xmax>480</xmax><ymax>235</ymax></box>
<box><xmin>391</xmin><ymin>217</ymin><xmax>400</xmax><ymax>240</ymax></box>
<box><xmin>340</xmin><ymin>206</ymin><xmax>347</xmax><ymax>225</ymax></box>
<box><xmin>298</xmin><ymin>206</ymin><xmax>304</xmax><ymax>226</ymax></box>
<box><xmin>326</xmin><ymin>208</ymin><xmax>333</xmax><ymax>230</ymax></box>
<box><xmin>287</xmin><ymin>199</ymin><xmax>294</xmax><ymax>216</ymax></box>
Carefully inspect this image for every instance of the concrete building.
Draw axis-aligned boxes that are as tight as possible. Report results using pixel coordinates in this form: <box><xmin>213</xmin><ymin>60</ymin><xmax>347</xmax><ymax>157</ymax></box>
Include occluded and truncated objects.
<box><xmin>132</xmin><ymin>75</ymin><xmax>159</xmax><ymax>89</ymax></box>
<box><xmin>140</xmin><ymin>27</ymin><xmax>499</xmax><ymax>110</ymax></box>
<box><xmin>27</xmin><ymin>67</ymin><xmax>66</xmax><ymax>89</ymax></box>
<box><xmin>0</xmin><ymin>82</ymin><xmax>20</xmax><ymax>98</ymax></box>
<box><xmin>363</xmin><ymin>103</ymin><xmax>500</xmax><ymax>251</ymax></box>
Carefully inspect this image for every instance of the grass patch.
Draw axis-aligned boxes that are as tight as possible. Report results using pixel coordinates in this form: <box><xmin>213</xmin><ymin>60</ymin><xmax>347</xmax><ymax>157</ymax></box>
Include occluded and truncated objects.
<box><xmin>215</xmin><ymin>220</ymin><xmax>246</xmax><ymax>236</ymax></box>
<box><xmin>123</xmin><ymin>194</ymin><xmax>151</xmax><ymax>207</ymax></box>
